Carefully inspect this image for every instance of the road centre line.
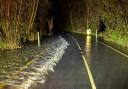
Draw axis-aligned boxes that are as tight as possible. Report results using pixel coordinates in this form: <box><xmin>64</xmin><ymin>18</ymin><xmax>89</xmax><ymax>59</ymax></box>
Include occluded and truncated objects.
<box><xmin>71</xmin><ymin>36</ymin><xmax>82</xmax><ymax>51</ymax></box>
<box><xmin>70</xmin><ymin>35</ymin><xmax>97</xmax><ymax>89</ymax></box>
<box><xmin>82</xmin><ymin>55</ymin><xmax>96</xmax><ymax>89</ymax></box>
<box><xmin>98</xmin><ymin>41</ymin><xmax>128</xmax><ymax>58</ymax></box>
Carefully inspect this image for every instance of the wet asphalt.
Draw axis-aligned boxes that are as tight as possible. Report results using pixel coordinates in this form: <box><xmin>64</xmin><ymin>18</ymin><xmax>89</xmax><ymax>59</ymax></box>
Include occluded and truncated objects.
<box><xmin>42</xmin><ymin>33</ymin><xmax>128</xmax><ymax>89</ymax></box>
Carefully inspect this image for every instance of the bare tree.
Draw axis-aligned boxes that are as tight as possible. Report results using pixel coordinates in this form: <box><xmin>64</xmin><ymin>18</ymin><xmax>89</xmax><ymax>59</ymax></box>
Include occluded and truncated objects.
<box><xmin>0</xmin><ymin>0</ymin><xmax>39</xmax><ymax>49</ymax></box>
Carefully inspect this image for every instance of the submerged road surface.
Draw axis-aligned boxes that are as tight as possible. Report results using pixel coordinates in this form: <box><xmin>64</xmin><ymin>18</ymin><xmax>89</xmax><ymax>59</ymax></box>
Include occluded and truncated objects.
<box><xmin>42</xmin><ymin>33</ymin><xmax>128</xmax><ymax>89</ymax></box>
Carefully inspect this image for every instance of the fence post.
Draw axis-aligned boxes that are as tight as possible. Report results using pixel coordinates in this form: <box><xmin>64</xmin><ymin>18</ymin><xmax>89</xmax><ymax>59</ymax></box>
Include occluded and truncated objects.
<box><xmin>37</xmin><ymin>32</ymin><xmax>40</xmax><ymax>47</ymax></box>
<box><xmin>96</xmin><ymin>29</ymin><xmax>98</xmax><ymax>41</ymax></box>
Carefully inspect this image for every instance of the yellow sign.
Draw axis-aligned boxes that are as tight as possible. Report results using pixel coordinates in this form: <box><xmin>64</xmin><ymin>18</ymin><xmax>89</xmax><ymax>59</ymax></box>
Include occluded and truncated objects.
<box><xmin>87</xmin><ymin>29</ymin><xmax>91</xmax><ymax>35</ymax></box>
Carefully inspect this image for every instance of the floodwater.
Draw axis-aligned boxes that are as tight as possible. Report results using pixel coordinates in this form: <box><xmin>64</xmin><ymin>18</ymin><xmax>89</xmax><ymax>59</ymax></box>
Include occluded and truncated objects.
<box><xmin>0</xmin><ymin>33</ymin><xmax>128</xmax><ymax>89</ymax></box>
<box><xmin>0</xmin><ymin>35</ymin><xmax>69</xmax><ymax>89</ymax></box>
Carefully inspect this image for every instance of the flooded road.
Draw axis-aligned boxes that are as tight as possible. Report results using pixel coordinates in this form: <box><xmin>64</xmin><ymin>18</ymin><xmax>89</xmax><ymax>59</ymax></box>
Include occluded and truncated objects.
<box><xmin>0</xmin><ymin>33</ymin><xmax>128</xmax><ymax>89</ymax></box>
<box><xmin>0</xmin><ymin>35</ymin><xmax>69</xmax><ymax>89</ymax></box>
<box><xmin>41</xmin><ymin>33</ymin><xmax>91</xmax><ymax>89</ymax></box>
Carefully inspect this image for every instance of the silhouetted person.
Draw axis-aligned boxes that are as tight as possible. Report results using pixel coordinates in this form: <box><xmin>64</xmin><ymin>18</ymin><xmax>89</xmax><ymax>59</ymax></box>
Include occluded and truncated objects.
<box><xmin>99</xmin><ymin>19</ymin><xmax>106</xmax><ymax>32</ymax></box>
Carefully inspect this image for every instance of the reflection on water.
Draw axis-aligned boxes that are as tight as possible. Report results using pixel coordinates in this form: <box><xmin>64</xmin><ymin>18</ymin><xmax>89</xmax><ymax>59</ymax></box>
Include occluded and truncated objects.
<box><xmin>0</xmin><ymin>36</ymin><xmax>69</xmax><ymax>89</ymax></box>
<box><xmin>0</xmin><ymin>37</ymin><xmax>56</xmax><ymax>82</ymax></box>
<box><xmin>0</xmin><ymin>41</ymin><xmax>52</xmax><ymax>80</ymax></box>
<box><xmin>85</xmin><ymin>35</ymin><xmax>92</xmax><ymax>60</ymax></box>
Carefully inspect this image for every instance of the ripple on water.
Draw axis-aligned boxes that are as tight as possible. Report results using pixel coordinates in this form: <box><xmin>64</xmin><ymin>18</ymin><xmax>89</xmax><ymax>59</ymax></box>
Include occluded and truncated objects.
<box><xmin>0</xmin><ymin>36</ymin><xmax>69</xmax><ymax>89</ymax></box>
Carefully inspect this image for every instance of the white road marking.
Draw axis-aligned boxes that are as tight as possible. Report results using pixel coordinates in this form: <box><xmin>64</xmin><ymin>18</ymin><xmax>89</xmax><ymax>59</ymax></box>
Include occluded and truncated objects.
<box><xmin>70</xmin><ymin>34</ymin><xmax>97</xmax><ymax>89</ymax></box>
<box><xmin>71</xmin><ymin>36</ymin><xmax>82</xmax><ymax>51</ymax></box>
<box><xmin>98</xmin><ymin>41</ymin><xmax>128</xmax><ymax>58</ymax></box>
<box><xmin>82</xmin><ymin>55</ymin><xmax>96</xmax><ymax>89</ymax></box>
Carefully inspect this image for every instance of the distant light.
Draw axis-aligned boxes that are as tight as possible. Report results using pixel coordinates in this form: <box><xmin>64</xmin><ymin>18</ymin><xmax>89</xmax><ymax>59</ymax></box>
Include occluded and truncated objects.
<box><xmin>87</xmin><ymin>29</ymin><xmax>91</xmax><ymax>35</ymax></box>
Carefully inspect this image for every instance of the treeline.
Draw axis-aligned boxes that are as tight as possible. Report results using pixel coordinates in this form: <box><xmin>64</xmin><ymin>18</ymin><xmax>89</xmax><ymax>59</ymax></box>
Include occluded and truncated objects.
<box><xmin>58</xmin><ymin>0</ymin><xmax>128</xmax><ymax>47</ymax></box>
<box><xmin>0</xmin><ymin>0</ymin><xmax>128</xmax><ymax>48</ymax></box>
<box><xmin>97</xmin><ymin>0</ymin><xmax>128</xmax><ymax>46</ymax></box>
<box><xmin>0</xmin><ymin>0</ymin><xmax>49</xmax><ymax>49</ymax></box>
